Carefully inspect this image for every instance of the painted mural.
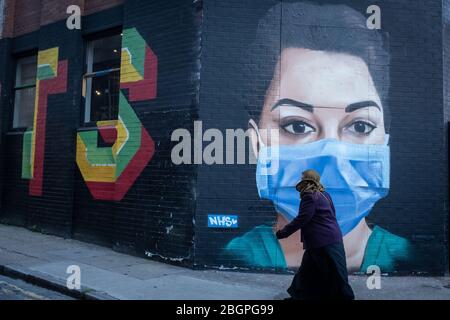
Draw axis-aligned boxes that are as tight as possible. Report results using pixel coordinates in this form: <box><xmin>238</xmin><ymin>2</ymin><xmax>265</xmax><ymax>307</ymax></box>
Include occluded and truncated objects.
<box><xmin>76</xmin><ymin>27</ymin><xmax>157</xmax><ymax>201</ymax></box>
<box><xmin>218</xmin><ymin>1</ymin><xmax>415</xmax><ymax>273</ymax></box>
<box><xmin>5</xmin><ymin>0</ymin><xmax>444</xmax><ymax>275</ymax></box>
<box><xmin>21</xmin><ymin>47</ymin><xmax>68</xmax><ymax>196</ymax></box>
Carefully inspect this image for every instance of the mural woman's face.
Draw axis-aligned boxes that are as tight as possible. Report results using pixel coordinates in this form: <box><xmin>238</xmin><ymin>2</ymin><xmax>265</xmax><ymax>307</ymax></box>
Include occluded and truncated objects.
<box><xmin>253</xmin><ymin>48</ymin><xmax>386</xmax><ymax>147</ymax></box>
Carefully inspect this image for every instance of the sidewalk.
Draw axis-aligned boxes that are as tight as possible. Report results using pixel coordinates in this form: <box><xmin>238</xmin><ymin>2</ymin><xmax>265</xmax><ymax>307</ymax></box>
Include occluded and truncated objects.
<box><xmin>0</xmin><ymin>224</ymin><xmax>449</xmax><ymax>300</ymax></box>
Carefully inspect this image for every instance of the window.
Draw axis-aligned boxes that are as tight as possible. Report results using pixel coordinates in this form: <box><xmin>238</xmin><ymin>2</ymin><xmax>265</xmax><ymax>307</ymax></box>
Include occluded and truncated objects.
<box><xmin>84</xmin><ymin>33</ymin><xmax>122</xmax><ymax>123</ymax></box>
<box><xmin>13</xmin><ymin>55</ymin><xmax>37</xmax><ymax>129</ymax></box>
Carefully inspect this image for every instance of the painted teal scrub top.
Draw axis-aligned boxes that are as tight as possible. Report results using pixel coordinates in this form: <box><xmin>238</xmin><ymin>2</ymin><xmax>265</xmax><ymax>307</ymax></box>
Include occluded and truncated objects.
<box><xmin>223</xmin><ymin>224</ymin><xmax>412</xmax><ymax>273</ymax></box>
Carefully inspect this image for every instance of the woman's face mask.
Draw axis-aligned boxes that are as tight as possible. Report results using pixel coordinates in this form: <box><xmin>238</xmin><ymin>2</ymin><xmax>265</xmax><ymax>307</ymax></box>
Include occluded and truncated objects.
<box><xmin>252</xmin><ymin>121</ymin><xmax>390</xmax><ymax>236</ymax></box>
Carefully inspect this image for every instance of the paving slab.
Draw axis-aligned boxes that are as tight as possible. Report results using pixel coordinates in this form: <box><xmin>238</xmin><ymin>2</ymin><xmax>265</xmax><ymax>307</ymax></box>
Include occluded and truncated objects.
<box><xmin>1</xmin><ymin>224</ymin><xmax>450</xmax><ymax>300</ymax></box>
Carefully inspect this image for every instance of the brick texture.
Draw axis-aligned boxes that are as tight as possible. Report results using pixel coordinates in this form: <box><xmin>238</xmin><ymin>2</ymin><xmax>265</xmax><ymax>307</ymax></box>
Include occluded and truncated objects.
<box><xmin>0</xmin><ymin>0</ymin><xmax>125</xmax><ymax>38</ymax></box>
<box><xmin>1</xmin><ymin>0</ymin><xmax>15</xmax><ymax>38</ymax></box>
<box><xmin>84</xmin><ymin>0</ymin><xmax>124</xmax><ymax>16</ymax></box>
<box><xmin>12</xmin><ymin>0</ymin><xmax>41</xmax><ymax>37</ymax></box>
<box><xmin>0</xmin><ymin>0</ymin><xmax>5</xmax><ymax>36</ymax></box>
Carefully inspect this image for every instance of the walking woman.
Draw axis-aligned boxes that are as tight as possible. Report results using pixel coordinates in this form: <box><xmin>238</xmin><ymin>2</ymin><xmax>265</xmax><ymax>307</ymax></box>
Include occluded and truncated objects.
<box><xmin>276</xmin><ymin>169</ymin><xmax>355</xmax><ymax>300</ymax></box>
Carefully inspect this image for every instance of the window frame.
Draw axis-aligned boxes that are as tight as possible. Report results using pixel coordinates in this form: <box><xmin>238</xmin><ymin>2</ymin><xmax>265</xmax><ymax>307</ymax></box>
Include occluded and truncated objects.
<box><xmin>12</xmin><ymin>54</ymin><xmax>38</xmax><ymax>131</ymax></box>
<box><xmin>82</xmin><ymin>29</ymin><xmax>122</xmax><ymax>125</ymax></box>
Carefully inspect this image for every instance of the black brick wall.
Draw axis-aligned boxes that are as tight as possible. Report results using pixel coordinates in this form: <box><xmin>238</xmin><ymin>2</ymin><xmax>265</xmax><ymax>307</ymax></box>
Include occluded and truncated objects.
<box><xmin>196</xmin><ymin>0</ymin><xmax>448</xmax><ymax>274</ymax></box>
<box><xmin>0</xmin><ymin>0</ymin><xmax>200</xmax><ymax>266</ymax></box>
<box><xmin>443</xmin><ymin>0</ymin><xmax>450</xmax><ymax>274</ymax></box>
<box><xmin>0</xmin><ymin>38</ymin><xmax>14</xmax><ymax>221</ymax></box>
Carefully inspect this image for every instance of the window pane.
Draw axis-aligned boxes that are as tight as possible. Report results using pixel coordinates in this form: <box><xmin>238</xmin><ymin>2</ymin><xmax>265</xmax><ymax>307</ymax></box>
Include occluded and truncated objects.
<box><xmin>89</xmin><ymin>70</ymin><xmax>120</xmax><ymax>122</ymax></box>
<box><xmin>91</xmin><ymin>34</ymin><xmax>122</xmax><ymax>72</ymax></box>
<box><xmin>13</xmin><ymin>87</ymin><xmax>36</xmax><ymax>128</ymax></box>
<box><xmin>16</xmin><ymin>56</ymin><xmax>37</xmax><ymax>87</ymax></box>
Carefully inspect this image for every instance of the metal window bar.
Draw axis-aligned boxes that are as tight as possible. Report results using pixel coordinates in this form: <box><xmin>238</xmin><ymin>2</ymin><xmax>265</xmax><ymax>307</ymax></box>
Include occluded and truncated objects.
<box><xmin>83</xmin><ymin>68</ymin><xmax>120</xmax><ymax>122</ymax></box>
<box><xmin>83</xmin><ymin>68</ymin><xmax>120</xmax><ymax>79</ymax></box>
<box><xmin>14</xmin><ymin>83</ymin><xmax>36</xmax><ymax>90</ymax></box>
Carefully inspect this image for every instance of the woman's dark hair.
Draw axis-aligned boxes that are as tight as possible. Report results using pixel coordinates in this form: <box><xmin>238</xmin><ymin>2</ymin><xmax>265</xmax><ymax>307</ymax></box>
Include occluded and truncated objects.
<box><xmin>243</xmin><ymin>1</ymin><xmax>391</xmax><ymax>132</ymax></box>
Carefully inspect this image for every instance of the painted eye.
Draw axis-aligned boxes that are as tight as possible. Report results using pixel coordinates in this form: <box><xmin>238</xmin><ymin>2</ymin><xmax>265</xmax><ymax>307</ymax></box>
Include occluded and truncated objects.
<box><xmin>348</xmin><ymin>121</ymin><xmax>376</xmax><ymax>135</ymax></box>
<box><xmin>282</xmin><ymin>121</ymin><xmax>316</xmax><ymax>135</ymax></box>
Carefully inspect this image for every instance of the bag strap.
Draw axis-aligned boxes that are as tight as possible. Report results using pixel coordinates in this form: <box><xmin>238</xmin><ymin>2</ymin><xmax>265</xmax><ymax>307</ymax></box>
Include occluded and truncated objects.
<box><xmin>319</xmin><ymin>191</ymin><xmax>329</xmax><ymax>203</ymax></box>
<box><xmin>319</xmin><ymin>192</ymin><xmax>333</xmax><ymax>207</ymax></box>
<box><xmin>319</xmin><ymin>192</ymin><xmax>337</xmax><ymax>216</ymax></box>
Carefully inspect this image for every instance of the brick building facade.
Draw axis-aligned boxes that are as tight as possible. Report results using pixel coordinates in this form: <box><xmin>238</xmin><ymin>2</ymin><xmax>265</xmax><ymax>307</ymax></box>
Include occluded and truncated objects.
<box><xmin>0</xmin><ymin>0</ymin><xmax>448</xmax><ymax>275</ymax></box>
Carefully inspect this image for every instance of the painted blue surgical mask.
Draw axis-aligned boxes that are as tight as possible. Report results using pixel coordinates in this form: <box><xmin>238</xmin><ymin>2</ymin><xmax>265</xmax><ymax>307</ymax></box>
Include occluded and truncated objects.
<box><xmin>254</xmin><ymin>127</ymin><xmax>390</xmax><ymax>236</ymax></box>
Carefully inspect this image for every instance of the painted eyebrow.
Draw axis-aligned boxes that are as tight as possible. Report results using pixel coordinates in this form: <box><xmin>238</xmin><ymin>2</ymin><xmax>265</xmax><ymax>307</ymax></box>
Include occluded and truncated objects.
<box><xmin>271</xmin><ymin>98</ymin><xmax>314</xmax><ymax>113</ymax></box>
<box><xmin>271</xmin><ymin>98</ymin><xmax>381</xmax><ymax>113</ymax></box>
<box><xmin>345</xmin><ymin>101</ymin><xmax>381</xmax><ymax>113</ymax></box>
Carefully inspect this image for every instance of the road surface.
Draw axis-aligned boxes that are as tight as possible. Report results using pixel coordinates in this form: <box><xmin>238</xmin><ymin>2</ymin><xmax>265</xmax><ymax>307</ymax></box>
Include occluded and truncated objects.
<box><xmin>0</xmin><ymin>275</ymin><xmax>73</xmax><ymax>300</ymax></box>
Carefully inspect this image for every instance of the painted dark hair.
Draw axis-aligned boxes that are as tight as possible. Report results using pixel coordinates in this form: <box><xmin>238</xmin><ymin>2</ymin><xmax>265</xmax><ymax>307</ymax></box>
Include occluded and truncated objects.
<box><xmin>243</xmin><ymin>1</ymin><xmax>391</xmax><ymax>132</ymax></box>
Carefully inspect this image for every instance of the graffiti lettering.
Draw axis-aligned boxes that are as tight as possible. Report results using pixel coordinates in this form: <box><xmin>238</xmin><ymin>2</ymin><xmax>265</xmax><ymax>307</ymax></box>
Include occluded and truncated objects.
<box><xmin>208</xmin><ymin>215</ymin><xmax>238</xmax><ymax>228</ymax></box>
<box><xmin>76</xmin><ymin>27</ymin><xmax>157</xmax><ymax>201</ymax></box>
<box><xmin>21</xmin><ymin>48</ymin><xmax>68</xmax><ymax>196</ymax></box>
